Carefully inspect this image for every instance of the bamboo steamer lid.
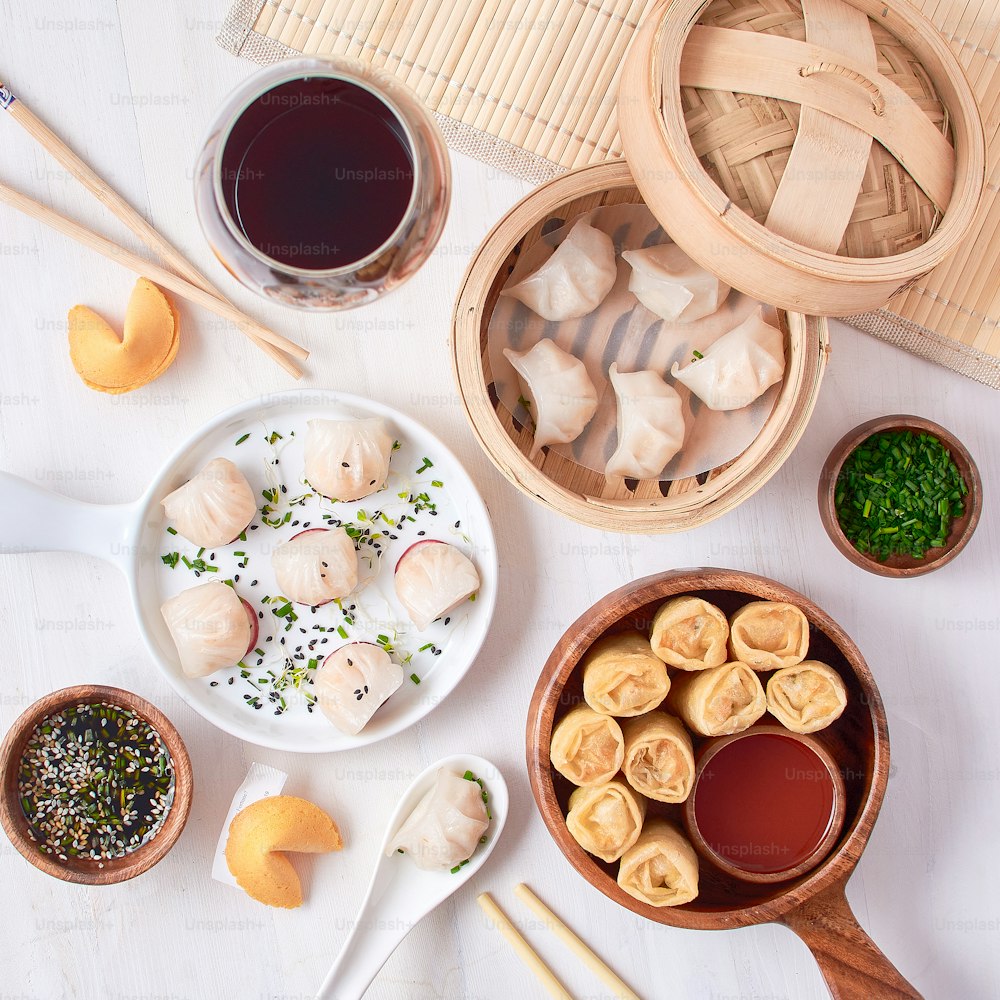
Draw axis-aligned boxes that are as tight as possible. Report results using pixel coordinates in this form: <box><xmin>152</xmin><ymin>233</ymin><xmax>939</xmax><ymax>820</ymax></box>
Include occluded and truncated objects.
<box><xmin>618</xmin><ymin>0</ymin><xmax>985</xmax><ymax>315</ymax></box>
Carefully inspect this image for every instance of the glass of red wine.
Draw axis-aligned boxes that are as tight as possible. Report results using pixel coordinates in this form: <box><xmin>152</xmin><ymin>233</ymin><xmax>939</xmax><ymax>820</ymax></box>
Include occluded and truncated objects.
<box><xmin>194</xmin><ymin>58</ymin><xmax>450</xmax><ymax>310</ymax></box>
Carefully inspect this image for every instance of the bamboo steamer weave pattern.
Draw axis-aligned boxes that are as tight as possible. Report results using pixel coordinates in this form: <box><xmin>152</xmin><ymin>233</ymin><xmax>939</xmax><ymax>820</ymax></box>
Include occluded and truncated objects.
<box><xmin>685</xmin><ymin>0</ymin><xmax>947</xmax><ymax>259</ymax></box>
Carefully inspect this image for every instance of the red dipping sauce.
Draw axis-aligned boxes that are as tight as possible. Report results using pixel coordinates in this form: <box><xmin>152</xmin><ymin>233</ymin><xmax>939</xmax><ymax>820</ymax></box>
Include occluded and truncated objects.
<box><xmin>690</xmin><ymin>730</ymin><xmax>840</xmax><ymax>877</ymax></box>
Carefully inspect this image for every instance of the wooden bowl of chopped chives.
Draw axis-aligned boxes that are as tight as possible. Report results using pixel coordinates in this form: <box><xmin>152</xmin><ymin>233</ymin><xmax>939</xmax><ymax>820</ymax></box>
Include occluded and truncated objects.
<box><xmin>0</xmin><ymin>685</ymin><xmax>193</xmax><ymax>884</ymax></box>
<box><xmin>819</xmin><ymin>415</ymin><xmax>983</xmax><ymax>578</ymax></box>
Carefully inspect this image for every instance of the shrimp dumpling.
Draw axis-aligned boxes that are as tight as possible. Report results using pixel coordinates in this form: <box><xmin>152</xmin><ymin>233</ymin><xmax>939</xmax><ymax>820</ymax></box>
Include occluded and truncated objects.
<box><xmin>503</xmin><ymin>340</ymin><xmax>598</xmax><ymax>458</ymax></box>
<box><xmin>671</xmin><ymin>308</ymin><xmax>785</xmax><ymax>411</ymax></box>
<box><xmin>304</xmin><ymin>417</ymin><xmax>393</xmax><ymax>501</ymax></box>
<box><xmin>606</xmin><ymin>364</ymin><xmax>685</xmax><ymax>480</ymax></box>
<box><xmin>387</xmin><ymin>769</ymin><xmax>489</xmax><ymax>871</ymax></box>
<box><xmin>271</xmin><ymin>528</ymin><xmax>358</xmax><ymax>606</ymax></box>
<box><xmin>394</xmin><ymin>541</ymin><xmax>480</xmax><ymax>631</ymax></box>
<box><xmin>161</xmin><ymin>457</ymin><xmax>256</xmax><ymax>549</ymax></box>
<box><xmin>314</xmin><ymin>642</ymin><xmax>404</xmax><ymax>736</ymax></box>
<box><xmin>501</xmin><ymin>219</ymin><xmax>616</xmax><ymax>321</ymax></box>
<box><xmin>623</xmin><ymin>243</ymin><xmax>729</xmax><ymax>323</ymax></box>
<box><xmin>161</xmin><ymin>581</ymin><xmax>255</xmax><ymax>678</ymax></box>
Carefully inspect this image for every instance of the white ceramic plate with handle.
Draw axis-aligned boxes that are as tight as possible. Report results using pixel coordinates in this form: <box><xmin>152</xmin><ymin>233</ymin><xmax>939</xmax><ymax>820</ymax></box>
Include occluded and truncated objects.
<box><xmin>0</xmin><ymin>390</ymin><xmax>498</xmax><ymax>752</ymax></box>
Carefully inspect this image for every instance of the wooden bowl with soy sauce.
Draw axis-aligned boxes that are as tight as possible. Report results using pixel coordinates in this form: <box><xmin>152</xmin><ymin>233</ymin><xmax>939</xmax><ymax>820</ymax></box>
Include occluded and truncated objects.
<box><xmin>0</xmin><ymin>684</ymin><xmax>193</xmax><ymax>885</ymax></box>
<box><xmin>526</xmin><ymin>568</ymin><xmax>921</xmax><ymax>998</ymax></box>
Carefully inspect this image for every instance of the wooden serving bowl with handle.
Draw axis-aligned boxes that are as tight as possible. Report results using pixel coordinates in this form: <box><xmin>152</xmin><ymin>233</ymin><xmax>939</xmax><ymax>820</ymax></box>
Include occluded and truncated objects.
<box><xmin>526</xmin><ymin>568</ymin><xmax>921</xmax><ymax>999</ymax></box>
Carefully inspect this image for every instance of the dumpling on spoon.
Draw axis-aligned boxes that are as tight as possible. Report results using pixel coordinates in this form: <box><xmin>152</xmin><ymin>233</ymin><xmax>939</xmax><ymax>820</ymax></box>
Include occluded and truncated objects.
<box><xmin>503</xmin><ymin>340</ymin><xmax>598</xmax><ymax>459</ymax></box>
<box><xmin>387</xmin><ymin>769</ymin><xmax>489</xmax><ymax>871</ymax></box>
<box><xmin>501</xmin><ymin>219</ymin><xmax>616</xmax><ymax>321</ymax></box>
<box><xmin>606</xmin><ymin>364</ymin><xmax>685</xmax><ymax>480</ymax></box>
<box><xmin>271</xmin><ymin>528</ymin><xmax>358</xmax><ymax>606</ymax></box>
<box><xmin>394</xmin><ymin>541</ymin><xmax>480</xmax><ymax>631</ymax></box>
<box><xmin>304</xmin><ymin>417</ymin><xmax>394</xmax><ymax>501</ymax></box>
<box><xmin>161</xmin><ymin>581</ymin><xmax>257</xmax><ymax>678</ymax></box>
<box><xmin>671</xmin><ymin>308</ymin><xmax>785</xmax><ymax>411</ymax></box>
<box><xmin>161</xmin><ymin>457</ymin><xmax>256</xmax><ymax>548</ymax></box>
<box><xmin>623</xmin><ymin>243</ymin><xmax>729</xmax><ymax>323</ymax></box>
<box><xmin>314</xmin><ymin>642</ymin><xmax>405</xmax><ymax>736</ymax></box>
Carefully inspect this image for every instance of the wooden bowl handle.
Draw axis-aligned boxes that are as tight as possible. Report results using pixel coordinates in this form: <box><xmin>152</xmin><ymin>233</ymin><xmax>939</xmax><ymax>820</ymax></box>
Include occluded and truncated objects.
<box><xmin>780</xmin><ymin>882</ymin><xmax>922</xmax><ymax>999</ymax></box>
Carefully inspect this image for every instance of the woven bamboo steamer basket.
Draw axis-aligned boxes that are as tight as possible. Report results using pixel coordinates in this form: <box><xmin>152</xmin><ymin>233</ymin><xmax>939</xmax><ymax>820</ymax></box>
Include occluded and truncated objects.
<box><xmin>451</xmin><ymin>159</ymin><xmax>828</xmax><ymax>533</ymax></box>
<box><xmin>618</xmin><ymin>0</ymin><xmax>986</xmax><ymax>315</ymax></box>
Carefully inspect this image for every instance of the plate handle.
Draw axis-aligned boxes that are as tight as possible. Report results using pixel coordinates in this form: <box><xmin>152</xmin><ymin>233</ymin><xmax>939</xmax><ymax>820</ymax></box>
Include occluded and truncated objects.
<box><xmin>781</xmin><ymin>881</ymin><xmax>923</xmax><ymax>999</ymax></box>
<box><xmin>0</xmin><ymin>471</ymin><xmax>139</xmax><ymax>573</ymax></box>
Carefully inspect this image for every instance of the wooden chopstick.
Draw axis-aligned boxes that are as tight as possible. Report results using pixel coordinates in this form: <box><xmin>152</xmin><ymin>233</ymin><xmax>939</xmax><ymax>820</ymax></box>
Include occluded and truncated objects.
<box><xmin>476</xmin><ymin>893</ymin><xmax>574</xmax><ymax>1000</ymax></box>
<box><xmin>0</xmin><ymin>181</ymin><xmax>309</xmax><ymax>361</ymax></box>
<box><xmin>515</xmin><ymin>884</ymin><xmax>642</xmax><ymax>1000</ymax></box>
<box><xmin>0</xmin><ymin>80</ymin><xmax>305</xmax><ymax>377</ymax></box>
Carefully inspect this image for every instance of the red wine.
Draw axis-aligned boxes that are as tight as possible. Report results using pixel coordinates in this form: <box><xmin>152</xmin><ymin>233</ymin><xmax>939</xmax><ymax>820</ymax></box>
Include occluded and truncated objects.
<box><xmin>692</xmin><ymin>732</ymin><xmax>837</xmax><ymax>875</ymax></box>
<box><xmin>219</xmin><ymin>76</ymin><xmax>415</xmax><ymax>270</ymax></box>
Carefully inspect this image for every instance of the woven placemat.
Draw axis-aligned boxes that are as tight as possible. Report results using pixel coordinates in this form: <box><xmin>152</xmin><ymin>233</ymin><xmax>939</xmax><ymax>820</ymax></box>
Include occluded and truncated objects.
<box><xmin>218</xmin><ymin>0</ymin><xmax>1000</xmax><ymax>389</ymax></box>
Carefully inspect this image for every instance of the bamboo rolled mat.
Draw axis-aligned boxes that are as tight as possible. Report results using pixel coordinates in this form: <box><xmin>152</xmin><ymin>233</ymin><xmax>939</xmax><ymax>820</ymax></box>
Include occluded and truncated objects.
<box><xmin>218</xmin><ymin>0</ymin><xmax>1000</xmax><ymax>388</ymax></box>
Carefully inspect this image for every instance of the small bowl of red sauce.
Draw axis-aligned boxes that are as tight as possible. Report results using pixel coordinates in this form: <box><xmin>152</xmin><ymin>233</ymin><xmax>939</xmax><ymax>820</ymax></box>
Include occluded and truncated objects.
<box><xmin>683</xmin><ymin>725</ymin><xmax>846</xmax><ymax>883</ymax></box>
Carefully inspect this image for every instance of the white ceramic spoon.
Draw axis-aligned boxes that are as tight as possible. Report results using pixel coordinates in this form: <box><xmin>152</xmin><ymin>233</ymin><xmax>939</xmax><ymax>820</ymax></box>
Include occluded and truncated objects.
<box><xmin>316</xmin><ymin>753</ymin><xmax>509</xmax><ymax>1000</ymax></box>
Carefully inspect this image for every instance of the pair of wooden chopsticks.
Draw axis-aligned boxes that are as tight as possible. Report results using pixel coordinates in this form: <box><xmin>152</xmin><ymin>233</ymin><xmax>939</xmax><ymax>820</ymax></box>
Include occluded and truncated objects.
<box><xmin>478</xmin><ymin>884</ymin><xmax>642</xmax><ymax>1000</ymax></box>
<box><xmin>0</xmin><ymin>78</ymin><xmax>308</xmax><ymax>378</ymax></box>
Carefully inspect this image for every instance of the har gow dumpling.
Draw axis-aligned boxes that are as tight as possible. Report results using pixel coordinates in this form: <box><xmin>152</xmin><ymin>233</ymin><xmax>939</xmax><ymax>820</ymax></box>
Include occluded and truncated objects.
<box><xmin>314</xmin><ymin>642</ymin><xmax>404</xmax><ymax>735</ymax></box>
<box><xmin>606</xmin><ymin>364</ymin><xmax>685</xmax><ymax>480</ymax></box>
<box><xmin>271</xmin><ymin>528</ymin><xmax>358</xmax><ymax>607</ymax></box>
<box><xmin>387</xmin><ymin>769</ymin><xmax>489</xmax><ymax>871</ymax></box>
<box><xmin>671</xmin><ymin>308</ymin><xmax>785</xmax><ymax>411</ymax></box>
<box><xmin>503</xmin><ymin>340</ymin><xmax>598</xmax><ymax>459</ymax></box>
<box><xmin>394</xmin><ymin>540</ymin><xmax>480</xmax><ymax>631</ymax></box>
<box><xmin>160</xmin><ymin>457</ymin><xmax>256</xmax><ymax>549</ymax></box>
<box><xmin>501</xmin><ymin>219</ymin><xmax>616</xmax><ymax>321</ymax></box>
<box><xmin>304</xmin><ymin>417</ymin><xmax>393</xmax><ymax>501</ymax></box>
<box><xmin>161</xmin><ymin>581</ymin><xmax>256</xmax><ymax>678</ymax></box>
<box><xmin>623</xmin><ymin>243</ymin><xmax>729</xmax><ymax>323</ymax></box>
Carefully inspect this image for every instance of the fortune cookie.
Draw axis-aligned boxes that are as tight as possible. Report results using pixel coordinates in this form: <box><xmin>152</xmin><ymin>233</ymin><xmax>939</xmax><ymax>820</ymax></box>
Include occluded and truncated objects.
<box><xmin>68</xmin><ymin>277</ymin><xmax>179</xmax><ymax>394</ymax></box>
<box><xmin>225</xmin><ymin>795</ymin><xmax>342</xmax><ymax>909</ymax></box>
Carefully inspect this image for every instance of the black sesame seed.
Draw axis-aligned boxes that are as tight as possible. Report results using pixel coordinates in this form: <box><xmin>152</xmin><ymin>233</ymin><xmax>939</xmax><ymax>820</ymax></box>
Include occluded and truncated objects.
<box><xmin>341</xmin><ymin>462</ymin><xmax>349</xmax><ymax>468</ymax></box>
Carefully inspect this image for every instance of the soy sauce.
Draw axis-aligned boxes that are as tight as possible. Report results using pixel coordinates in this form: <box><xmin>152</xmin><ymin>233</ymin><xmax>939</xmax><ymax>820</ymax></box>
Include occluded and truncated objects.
<box><xmin>219</xmin><ymin>76</ymin><xmax>415</xmax><ymax>270</ymax></box>
<box><xmin>692</xmin><ymin>732</ymin><xmax>836</xmax><ymax>875</ymax></box>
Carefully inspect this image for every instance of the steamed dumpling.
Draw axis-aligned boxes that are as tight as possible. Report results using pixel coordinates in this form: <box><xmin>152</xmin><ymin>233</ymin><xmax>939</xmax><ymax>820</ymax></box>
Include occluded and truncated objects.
<box><xmin>314</xmin><ymin>642</ymin><xmax>404</xmax><ymax>735</ymax></box>
<box><xmin>271</xmin><ymin>528</ymin><xmax>358</xmax><ymax>606</ymax></box>
<box><xmin>503</xmin><ymin>340</ymin><xmax>598</xmax><ymax>459</ymax></box>
<box><xmin>387</xmin><ymin>769</ymin><xmax>490</xmax><ymax>871</ymax></box>
<box><xmin>501</xmin><ymin>219</ymin><xmax>616</xmax><ymax>321</ymax></box>
<box><xmin>161</xmin><ymin>457</ymin><xmax>256</xmax><ymax>548</ymax></box>
<box><xmin>606</xmin><ymin>364</ymin><xmax>685</xmax><ymax>479</ymax></box>
<box><xmin>394</xmin><ymin>541</ymin><xmax>480</xmax><ymax>631</ymax></box>
<box><xmin>671</xmin><ymin>308</ymin><xmax>785</xmax><ymax>411</ymax></box>
<box><xmin>161</xmin><ymin>581</ymin><xmax>254</xmax><ymax>678</ymax></box>
<box><xmin>304</xmin><ymin>417</ymin><xmax>393</xmax><ymax>501</ymax></box>
<box><xmin>623</xmin><ymin>243</ymin><xmax>729</xmax><ymax>323</ymax></box>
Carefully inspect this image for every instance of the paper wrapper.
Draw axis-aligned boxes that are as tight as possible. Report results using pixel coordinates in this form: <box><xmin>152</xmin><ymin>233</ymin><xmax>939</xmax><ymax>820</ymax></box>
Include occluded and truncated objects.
<box><xmin>211</xmin><ymin>762</ymin><xmax>288</xmax><ymax>888</ymax></box>
<box><xmin>487</xmin><ymin>204</ymin><xmax>781</xmax><ymax>481</ymax></box>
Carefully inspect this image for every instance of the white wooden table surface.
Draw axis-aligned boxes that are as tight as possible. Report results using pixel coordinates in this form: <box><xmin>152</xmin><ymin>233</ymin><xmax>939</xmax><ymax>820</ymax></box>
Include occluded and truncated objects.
<box><xmin>0</xmin><ymin>4</ymin><xmax>997</xmax><ymax>998</ymax></box>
